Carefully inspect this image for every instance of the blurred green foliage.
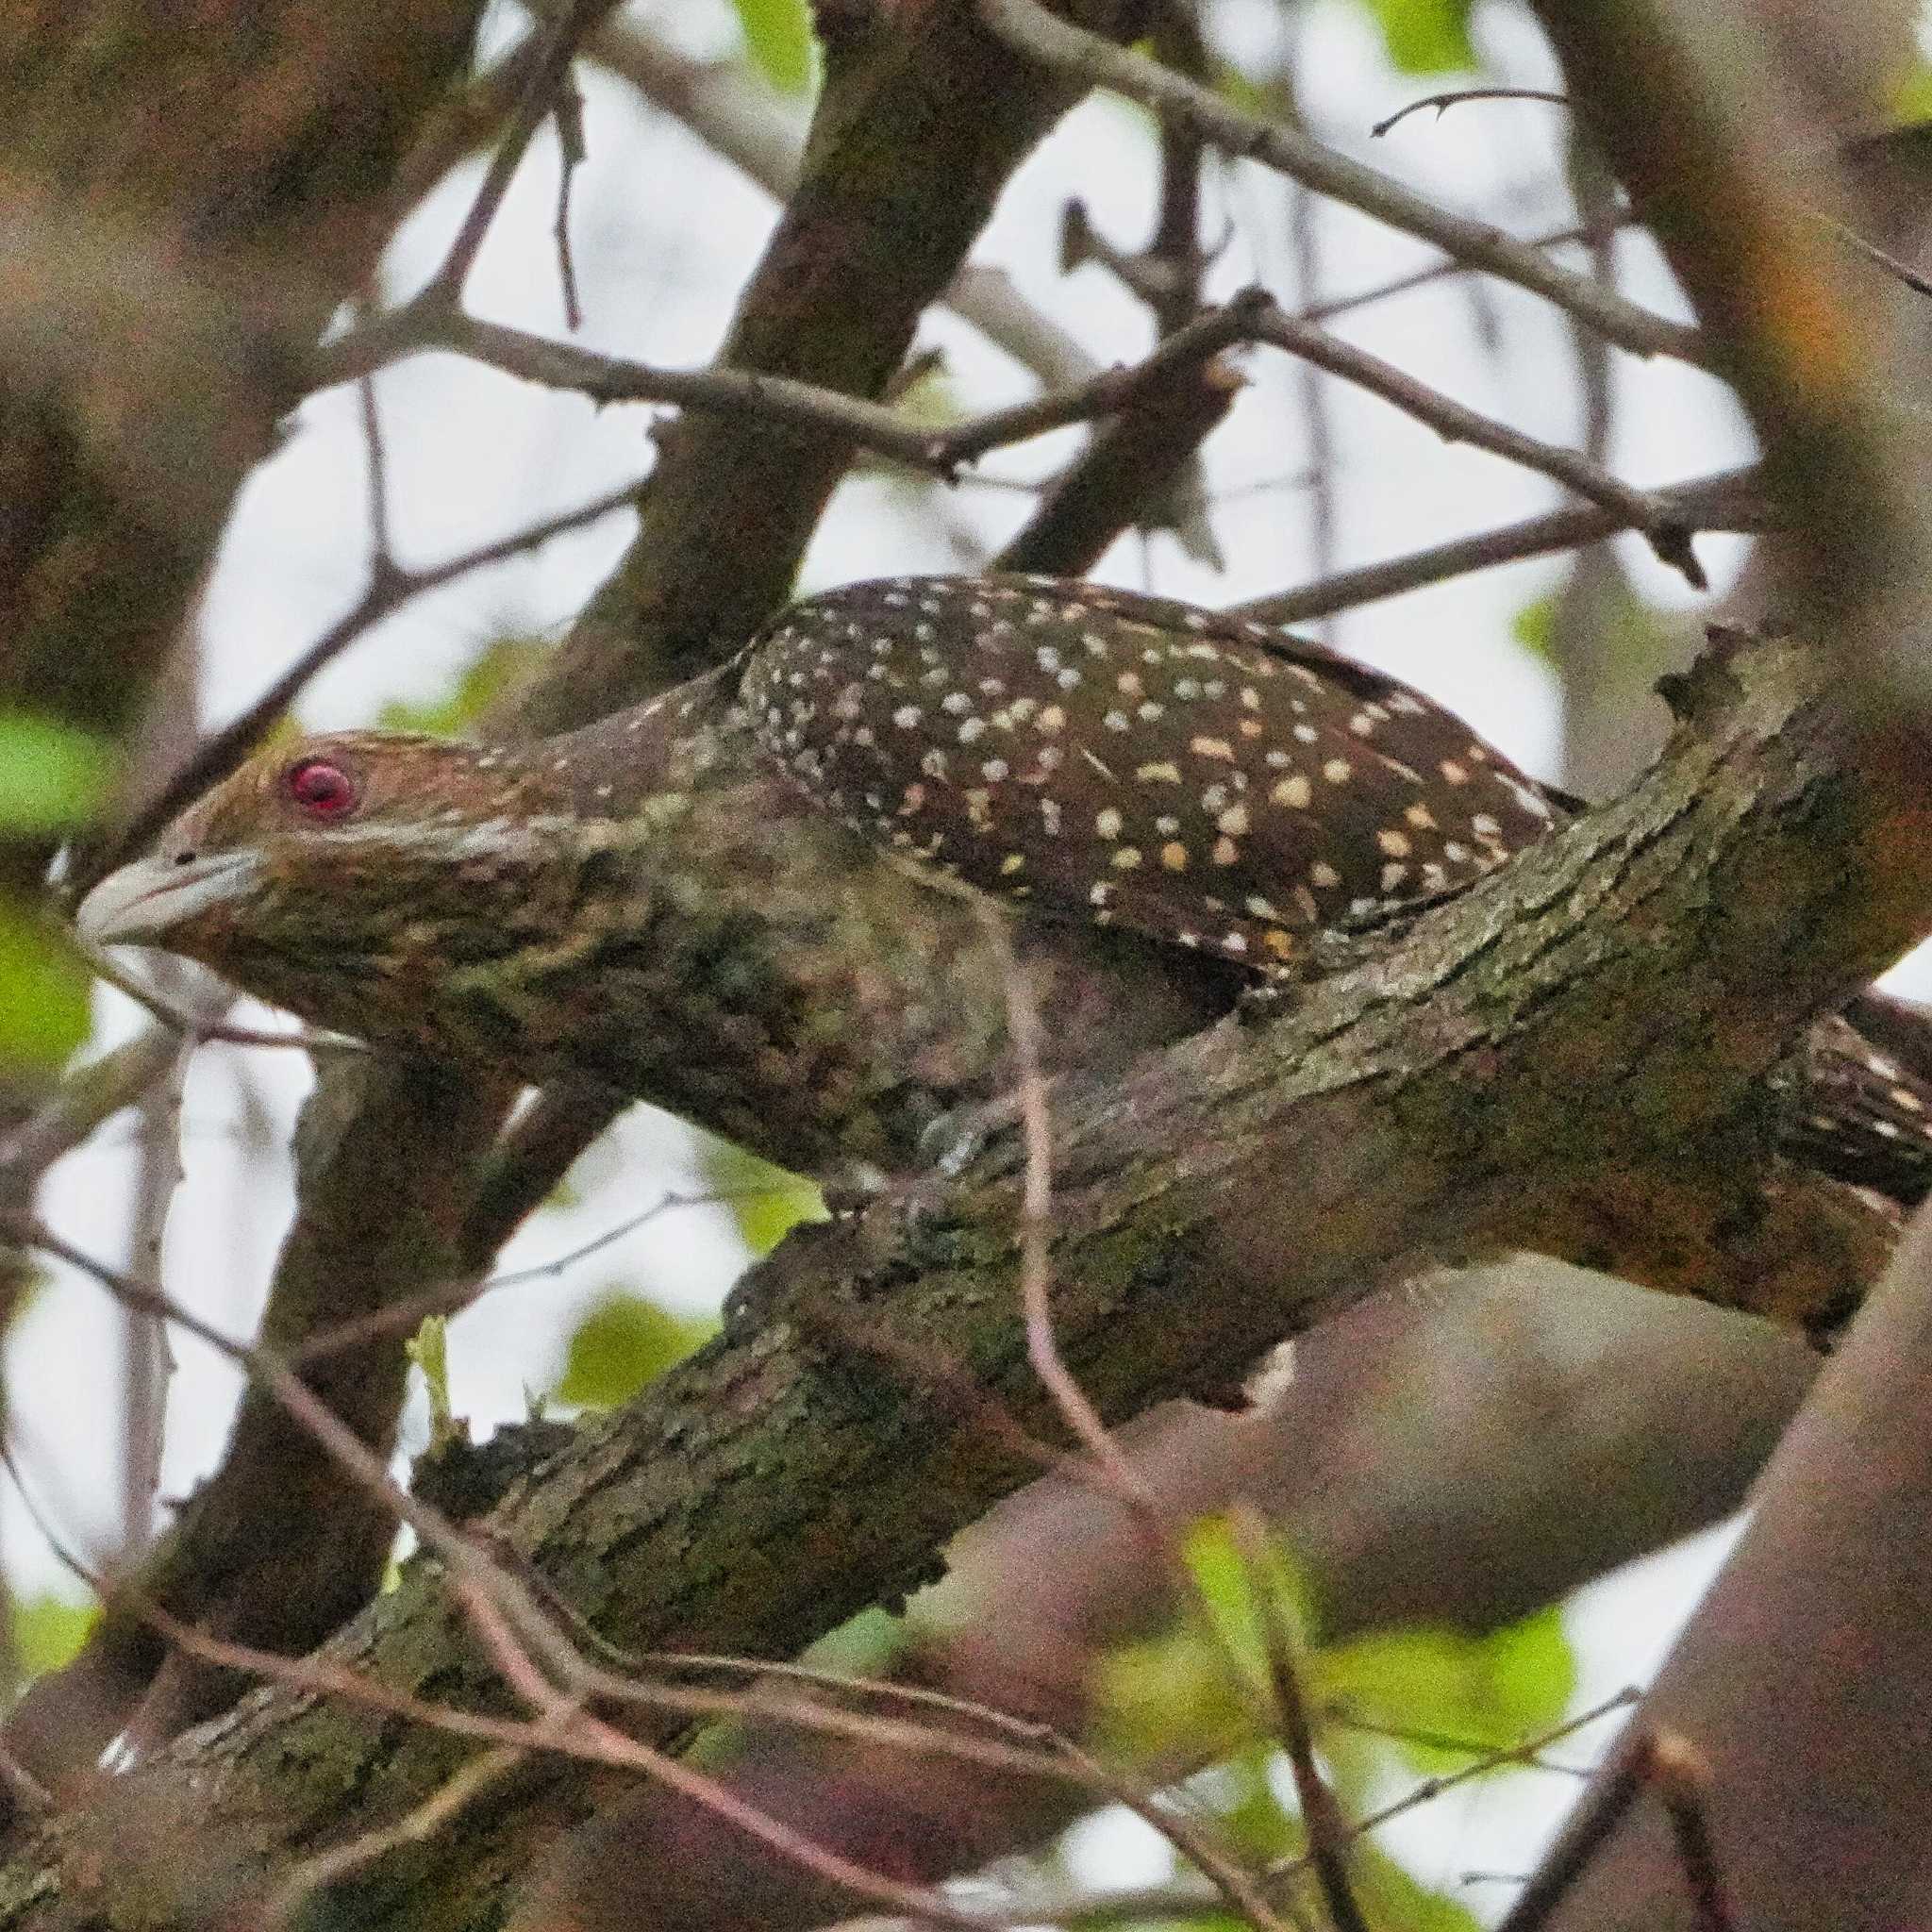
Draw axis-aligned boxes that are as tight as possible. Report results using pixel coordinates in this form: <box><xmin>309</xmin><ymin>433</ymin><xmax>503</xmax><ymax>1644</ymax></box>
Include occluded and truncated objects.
<box><xmin>377</xmin><ymin>633</ymin><xmax>546</xmax><ymax>738</ymax></box>
<box><xmin>1359</xmin><ymin>0</ymin><xmax>1477</xmax><ymax>75</ymax></box>
<box><xmin>0</xmin><ymin>706</ymin><xmax>115</xmax><ymax>1074</ymax></box>
<box><xmin>1890</xmin><ymin>61</ymin><xmax>1932</xmax><ymax>123</ymax></box>
<box><xmin>0</xmin><ymin>709</ymin><xmax>114</xmax><ymax>832</ymax></box>
<box><xmin>13</xmin><ymin>1591</ymin><xmax>96</xmax><ymax>1682</ymax></box>
<box><xmin>1512</xmin><ymin>573</ymin><xmax>1674</xmax><ymax>684</ymax></box>
<box><xmin>407</xmin><ymin>1315</ymin><xmax>458</xmax><ymax>1448</ymax></box>
<box><xmin>802</xmin><ymin>1604</ymin><xmax>908</xmax><ymax>1678</ymax></box>
<box><xmin>1094</xmin><ymin>1515</ymin><xmax>1574</xmax><ymax>1926</ymax></box>
<box><xmin>555</xmin><ymin>1289</ymin><xmax>717</xmax><ymax>1408</ymax></box>
<box><xmin>705</xmin><ymin>1139</ymin><xmax>826</xmax><ymax>1258</ymax></box>
<box><xmin>732</xmin><ymin>0</ymin><xmax>818</xmax><ymax>96</ymax></box>
<box><xmin>0</xmin><ymin>902</ymin><xmax>91</xmax><ymax>1071</ymax></box>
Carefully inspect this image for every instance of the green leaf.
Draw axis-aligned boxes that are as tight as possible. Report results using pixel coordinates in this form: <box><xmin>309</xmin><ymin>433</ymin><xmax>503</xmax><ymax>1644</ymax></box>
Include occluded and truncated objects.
<box><xmin>377</xmin><ymin>634</ymin><xmax>546</xmax><ymax>737</ymax></box>
<box><xmin>14</xmin><ymin>1592</ymin><xmax>96</xmax><ymax>1680</ymax></box>
<box><xmin>1510</xmin><ymin>591</ymin><xmax>1557</xmax><ymax>665</ymax></box>
<box><xmin>1186</xmin><ymin>1513</ymin><xmax>1317</xmax><ymax>1686</ymax></box>
<box><xmin>1314</xmin><ymin>1603</ymin><xmax>1576</xmax><ymax>1774</ymax></box>
<box><xmin>407</xmin><ymin>1315</ymin><xmax>455</xmax><ymax>1444</ymax></box>
<box><xmin>732</xmin><ymin>0</ymin><xmax>817</xmax><ymax>95</ymax></box>
<box><xmin>1346</xmin><ymin>1840</ymin><xmax>1486</xmax><ymax>1932</ymax></box>
<box><xmin>0</xmin><ymin>710</ymin><xmax>115</xmax><ymax>831</ymax></box>
<box><xmin>1361</xmin><ymin>0</ymin><xmax>1477</xmax><ymax>75</ymax></box>
<box><xmin>1219</xmin><ymin>1740</ymin><xmax>1305</xmax><ymax>1861</ymax></box>
<box><xmin>802</xmin><ymin>1605</ymin><xmax>908</xmax><ymax>1677</ymax></box>
<box><xmin>706</xmin><ymin>1141</ymin><xmax>826</xmax><ymax>1258</ymax></box>
<box><xmin>1094</xmin><ymin>1518</ymin><xmax>1312</xmax><ymax>1757</ymax></box>
<box><xmin>556</xmin><ymin>1291</ymin><xmax>715</xmax><ymax>1408</ymax></box>
<box><xmin>1888</xmin><ymin>63</ymin><xmax>1932</xmax><ymax>125</ymax></box>
<box><xmin>1516</xmin><ymin>565</ymin><xmax>1674</xmax><ymax>683</ymax></box>
<box><xmin>0</xmin><ymin>899</ymin><xmax>92</xmax><ymax>1070</ymax></box>
<box><xmin>1094</xmin><ymin>1618</ymin><xmax>1249</xmax><ymax>1759</ymax></box>
<box><xmin>890</xmin><ymin>358</ymin><xmax>963</xmax><ymax>431</ymax></box>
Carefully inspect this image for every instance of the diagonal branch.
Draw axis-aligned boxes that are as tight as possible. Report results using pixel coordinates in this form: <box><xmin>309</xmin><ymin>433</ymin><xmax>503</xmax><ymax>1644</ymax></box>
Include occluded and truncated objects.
<box><xmin>5</xmin><ymin>623</ymin><xmax>1927</xmax><ymax>1926</ymax></box>
<box><xmin>975</xmin><ymin>0</ymin><xmax>1707</xmax><ymax>366</ymax></box>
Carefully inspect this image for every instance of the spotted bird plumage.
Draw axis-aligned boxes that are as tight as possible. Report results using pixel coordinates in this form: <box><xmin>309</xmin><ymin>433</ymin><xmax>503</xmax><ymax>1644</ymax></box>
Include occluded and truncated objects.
<box><xmin>75</xmin><ymin>571</ymin><xmax>1932</xmax><ymax>1207</ymax></box>
<box><xmin>743</xmin><ymin>576</ymin><xmax>1557</xmax><ymax>970</ymax></box>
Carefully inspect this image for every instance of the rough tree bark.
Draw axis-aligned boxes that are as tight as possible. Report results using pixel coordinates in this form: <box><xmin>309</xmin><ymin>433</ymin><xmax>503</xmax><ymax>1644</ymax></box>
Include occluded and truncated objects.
<box><xmin>8</xmin><ymin>2</ymin><xmax>1932</xmax><ymax>1927</ymax></box>
<box><xmin>5</xmin><ymin>623</ymin><xmax>1930</xmax><ymax>1927</ymax></box>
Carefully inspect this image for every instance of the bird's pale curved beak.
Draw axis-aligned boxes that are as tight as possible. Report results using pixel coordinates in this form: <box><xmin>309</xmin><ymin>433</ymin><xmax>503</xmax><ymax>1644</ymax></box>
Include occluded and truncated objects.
<box><xmin>75</xmin><ymin>850</ymin><xmax>263</xmax><ymax>947</ymax></box>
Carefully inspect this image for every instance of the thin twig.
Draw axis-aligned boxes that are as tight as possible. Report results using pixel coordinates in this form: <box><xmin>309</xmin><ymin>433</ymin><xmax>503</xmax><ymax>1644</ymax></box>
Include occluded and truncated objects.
<box><xmin>95</xmin><ymin>473</ymin><xmax>644</xmax><ymax>880</ymax></box>
<box><xmin>980</xmin><ymin>908</ymin><xmax>1295</xmax><ymax>1932</ymax></box>
<box><xmin>1645</xmin><ymin>1731</ymin><xmax>1734</xmax><ymax>1932</ymax></box>
<box><xmin>1228</xmin><ymin>1505</ymin><xmax>1370</xmax><ymax>1932</ymax></box>
<box><xmin>73</xmin><ymin>943</ymin><xmax>368</xmax><ymax>1057</ymax></box>
<box><xmin>1491</xmin><ymin>1734</ymin><xmax>1649</xmax><ymax>1932</ymax></box>
<box><xmin>1233</xmin><ymin>463</ymin><xmax>1770</xmax><ymax>624</ymax></box>
<box><xmin>320</xmin><ymin>299</ymin><xmax>1262</xmax><ymax>478</ymax></box>
<box><xmin>982</xmin><ymin>910</ymin><xmax>1164</xmax><ymax>1512</ymax></box>
<box><xmin>3</xmin><ymin>1219</ymin><xmax>586</xmax><ymax>1687</ymax></box>
<box><xmin>422</xmin><ymin>0</ymin><xmax>624</xmax><ymax>307</ymax></box>
<box><xmin>259</xmin><ymin>1745</ymin><xmax>527</xmax><ymax>1931</ymax></box>
<box><xmin>116</xmin><ymin>1035</ymin><xmax>187</xmax><ymax>1563</ymax></box>
<box><xmin>1265</xmin><ymin>1690</ymin><xmax>1641</xmax><ymax>1901</ymax></box>
<box><xmin>550</xmin><ymin>72</ymin><xmax>588</xmax><ymax>330</ymax></box>
<box><xmin>1372</xmin><ymin>88</ymin><xmax>1571</xmax><ymax>139</ymax></box>
<box><xmin>103</xmin><ymin>1592</ymin><xmax>1000</xmax><ymax>1932</ymax></box>
<box><xmin>0</xmin><ymin>1028</ymin><xmax>184</xmax><ymax>1175</ymax></box>
<box><xmin>1324</xmin><ymin>1704</ymin><xmax>1602</xmax><ymax>1775</ymax></box>
<box><xmin>290</xmin><ymin>1184</ymin><xmax>796</xmax><ymax>1365</ymax></box>
<box><xmin>1833</xmin><ymin>218</ymin><xmax>1932</xmax><ymax>302</ymax></box>
<box><xmin>324</xmin><ymin>286</ymin><xmax>1710</xmax><ymax>590</ymax></box>
<box><xmin>4</xmin><ymin>1223</ymin><xmax>1126</xmax><ymax>1808</ymax></box>
<box><xmin>356</xmin><ymin>370</ymin><xmax>396</xmax><ymax>571</ymax></box>
<box><xmin>1243</xmin><ymin>295</ymin><xmax>1705</xmax><ymax>582</ymax></box>
<box><xmin>975</xmin><ymin>0</ymin><xmax>1705</xmax><ymax>365</ymax></box>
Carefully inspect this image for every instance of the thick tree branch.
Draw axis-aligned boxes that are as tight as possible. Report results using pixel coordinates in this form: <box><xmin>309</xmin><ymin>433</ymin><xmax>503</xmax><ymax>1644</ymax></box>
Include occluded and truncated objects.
<box><xmin>1524</xmin><ymin>1207</ymin><xmax>1932</xmax><ymax>1930</ymax></box>
<box><xmin>3</xmin><ymin>624</ymin><xmax>1925</xmax><ymax>1927</ymax></box>
<box><xmin>42</xmin><ymin>0</ymin><xmax>1170</xmax><ymax>1890</ymax></box>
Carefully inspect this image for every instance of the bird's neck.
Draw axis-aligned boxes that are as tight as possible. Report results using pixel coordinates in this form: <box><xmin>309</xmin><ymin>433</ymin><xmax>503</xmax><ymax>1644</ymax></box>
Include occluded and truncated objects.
<box><xmin>442</xmin><ymin>674</ymin><xmax>1236</xmax><ymax>1176</ymax></box>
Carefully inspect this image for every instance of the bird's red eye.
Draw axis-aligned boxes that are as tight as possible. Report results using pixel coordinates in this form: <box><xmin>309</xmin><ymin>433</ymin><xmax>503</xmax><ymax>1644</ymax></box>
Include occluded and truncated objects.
<box><xmin>284</xmin><ymin>758</ymin><xmax>359</xmax><ymax>820</ymax></box>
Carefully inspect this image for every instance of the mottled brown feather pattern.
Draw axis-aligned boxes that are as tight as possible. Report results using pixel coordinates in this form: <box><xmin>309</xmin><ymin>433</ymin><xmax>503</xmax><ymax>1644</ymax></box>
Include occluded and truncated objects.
<box><xmin>742</xmin><ymin>574</ymin><xmax>1932</xmax><ymax>1207</ymax></box>
<box><xmin>77</xmin><ymin>571</ymin><xmax>1932</xmax><ymax>1206</ymax></box>
<box><xmin>743</xmin><ymin>574</ymin><xmax>1557</xmax><ymax>969</ymax></box>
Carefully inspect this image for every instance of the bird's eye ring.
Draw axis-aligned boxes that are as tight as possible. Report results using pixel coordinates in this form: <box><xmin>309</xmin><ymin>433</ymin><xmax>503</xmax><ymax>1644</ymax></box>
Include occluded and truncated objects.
<box><xmin>284</xmin><ymin>758</ymin><xmax>360</xmax><ymax>820</ymax></box>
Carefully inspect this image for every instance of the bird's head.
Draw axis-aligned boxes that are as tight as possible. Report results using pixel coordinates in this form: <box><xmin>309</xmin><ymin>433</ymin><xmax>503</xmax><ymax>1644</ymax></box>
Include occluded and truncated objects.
<box><xmin>75</xmin><ymin>731</ymin><xmax>599</xmax><ymax>1050</ymax></box>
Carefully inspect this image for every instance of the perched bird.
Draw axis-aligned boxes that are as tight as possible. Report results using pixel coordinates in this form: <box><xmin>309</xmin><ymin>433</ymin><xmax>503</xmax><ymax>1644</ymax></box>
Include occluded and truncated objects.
<box><xmin>76</xmin><ymin>574</ymin><xmax>1932</xmax><ymax>1201</ymax></box>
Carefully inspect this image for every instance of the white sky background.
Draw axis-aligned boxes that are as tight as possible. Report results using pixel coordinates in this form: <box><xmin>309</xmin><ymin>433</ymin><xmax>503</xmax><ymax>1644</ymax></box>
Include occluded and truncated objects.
<box><xmin>17</xmin><ymin>0</ymin><xmax>1887</xmax><ymax>1914</ymax></box>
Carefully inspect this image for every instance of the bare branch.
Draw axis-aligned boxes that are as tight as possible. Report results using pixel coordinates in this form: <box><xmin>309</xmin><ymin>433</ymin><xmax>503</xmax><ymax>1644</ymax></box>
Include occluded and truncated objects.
<box><xmin>1371</xmin><ymin>87</ymin><xmax>1571</xmax><ymax>139</ymax></box>
<box><xmin>1242</xmin><ymin>297</ymin><xmax>1706</xmax><ymax>581</ymax></box>
<box><xmin>1234</xmin><ymin>464</ymin><xmax>1768</xmax><ymax>624</ymax></box>
<box><xmin>93</xmin><ymin>474</ymin><xmax>644</xmax><ymax>883</ymax></box>
<box><xmin>1229</xmin><ymin>1506</ymin><xmax>1370</xmax><ymax>1932</ymax></box>
<box><xmin>975</xmin><ymin>0</ymin><xmax>1706</xmax><ymax>365</ymax></box>
<box><xmin>421</xmin><ymin>0</ymin><xmax>625</xmax><ymax>308</ymax></box>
